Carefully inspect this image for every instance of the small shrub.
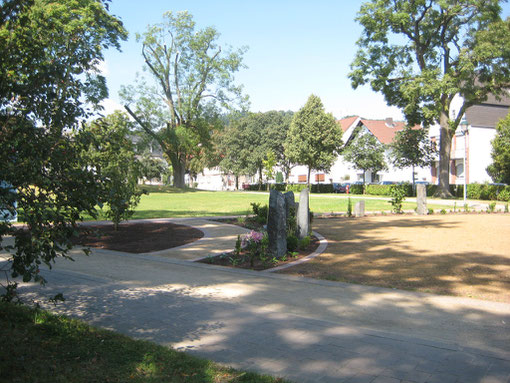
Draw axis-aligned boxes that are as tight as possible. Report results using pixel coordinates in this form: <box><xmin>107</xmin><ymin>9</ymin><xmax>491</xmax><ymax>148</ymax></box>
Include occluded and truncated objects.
<box><xmin>389</xmin><ymin>184</ymin><xmax>407</xmax><ymax>214</ymax></box>
<box><xmin>428</xmin><ymin>208</ymin><xmax>434</xmax><ymax>215</ymax></box>
<box><xmin>251</xmin><ymin>202</ymin><xmax>268</xmax><ymax>224</ymax></box>
<box><xmin>287</xmin><ymin>234</ymin><xmax>299</xmax><ymax>252</ymax></box>
<box><xmin>298</xmin><ymin>236</ymin><xmax>311</xmax><ymax>250</ymax></box>
<box><xmin>287</xmin><ymin>205</ymin><xmax>297</xmax><ymax>236</ymax></box>
<box><xmin>463</xmin><ymin>204</ymin><xmax>470</xmax><ymax>213</ymax></box>
<box><xmin>505</xmin><ymin>203</ymin><xmax>509</xmax><ymax>213</ymax></box>
<box><xmin>234</xmin><ymin>235</ymin><xmax>242</xmax><ymax>258</ymax></box>
<box><xmin>440</xmin><ymin>209</ymin><xmax>447</xmax><ymax>214</ymax></box>
<box><xmin>286</xmin><ymin>184</ymin><xmax>308</xmax><ymax>193</ymax></box>
<box><xmin>487</xmin><ymin>202</ymin><xmax>496</xmax><ymax>213</ymax></box>
<box><xmin>347</xmin><ymin>197</ymin><xmax>352</xmax><ymax>217</ymax></box>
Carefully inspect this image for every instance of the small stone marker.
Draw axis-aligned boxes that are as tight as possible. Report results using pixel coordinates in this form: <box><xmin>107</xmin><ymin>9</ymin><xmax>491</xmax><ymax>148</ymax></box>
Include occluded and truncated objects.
<box><xmin>297</xmin><ymin>188</ymin><xmax>310</xmax><ymax>239</ymax></box>
<box><xmin>354</xmin><ymin>200</ymin><xmax>365</xmax><ymax>217</ymax></box>
<box><xmin>416</xmin><ymin>184</ymin><xmax>427</xmax><ymax>215</ymax></box>
<box><xmin>267</xmin><ymin>189</ymin><xmax>287</xmax><ymax>258</ymax></box>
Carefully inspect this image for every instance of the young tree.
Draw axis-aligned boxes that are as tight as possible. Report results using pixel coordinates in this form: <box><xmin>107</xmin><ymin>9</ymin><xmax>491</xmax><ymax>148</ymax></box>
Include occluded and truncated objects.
<box><xmin>487</xmin><ymin>113</ymin><xmax>510</xmax><ymax>184</ymax></box>
<box><xmin>83</xmin><ymin>112</ymin><xmax>144</xmax><ymax>230</ymax></box>
<box><xmin>0</xmin><ymin>0</ymin><xmax>126</xmax><ymax>299</ymax></box>
<box><xmin>284</xmin><ymin>95</ymin><xmax>343</xmax><ymax>186</ymax></box>
<box><xmin>216</xmin><ymin>114</ymin><xmax>257</xmax><ymax>189</ymax></box>
<box><xmin>390</xmin><ymin>126</ymin><xmax>437</xmax><ymax>186</ymax></box>
<box><xmin>342</xmin><ymin>132</ymin><xmax>388</xmax><ymax>189</ymax></box>
<box><xmin>350</xmin><ymin>0</ymin><xmax>510</xmax><ymax>198</ymax></box>
<box><xmin>122</xmin><ymin>11</ymin><xmax>247</xmax><ymax>188</ymax></box>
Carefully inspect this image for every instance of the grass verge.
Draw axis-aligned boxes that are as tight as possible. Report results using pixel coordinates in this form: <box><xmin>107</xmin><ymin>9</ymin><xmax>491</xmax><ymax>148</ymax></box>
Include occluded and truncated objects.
<box><xmin>0</xmin><ymin>302</ymin><xmax>289</xmax><ymax>383</ymax></box>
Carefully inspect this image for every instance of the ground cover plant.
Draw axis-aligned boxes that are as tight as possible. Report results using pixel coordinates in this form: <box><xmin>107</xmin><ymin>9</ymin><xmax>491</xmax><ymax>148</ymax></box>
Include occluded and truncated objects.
<box><xmin>278</xmin><ymin>214</ymin><xmax>510</xmax><ymax>303</ymax></box>
<box><xmin>0</xmin><ymin>302</ymin><xmax>289</xmax><ymax>383</ymax></box>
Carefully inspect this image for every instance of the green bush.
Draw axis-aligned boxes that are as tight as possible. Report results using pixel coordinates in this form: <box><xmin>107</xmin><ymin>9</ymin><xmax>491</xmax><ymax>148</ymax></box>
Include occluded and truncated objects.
<box><xmin>298</xmin><ymin>236</ymin><xmax>311</xmax><ymax>250</ymax></box>
<box><xmin>311</xmin><ymin>183</ymin><xmax>334</xmax><ymax>193</ymax></box>
<box><xmin>389</xmin><ymin>184</ymin><xmax>407</xmax><ymax>214</ymax></box>
<box><xmin>349</xmin><ymin>184</ymin><xmax>364</xmax><ymax>194</ymax></box>
<box><xmin>270</xmin><ymin>183</ymin><xmax>286</xmax><ymax>191</ymax></box>
<box><xmin>286</xmin><ymin>184</ymin><xmax>308</xmax><ymax>193</ymax></box>
<box><xmin>497</xmin><ymin>187</ymin><xmax>510</xmax><ymax>202</ymax></box>
<box><xmin>287</xmin><ymin>234</ymin><xmax>299</xmax><ymax>252</ymax></box>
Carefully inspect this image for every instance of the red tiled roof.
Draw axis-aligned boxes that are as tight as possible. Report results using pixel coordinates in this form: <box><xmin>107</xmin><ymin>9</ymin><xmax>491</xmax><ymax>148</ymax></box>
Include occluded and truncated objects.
<box><xmin>338</xmin><ymin>116</ymin><xmax>421</xmax><ymax>144</ymax></box>
<box><xmin>360</xmin><ymin>119</ymin><xmax>410</xmax><ymax>144</ymax></box>
<box><xmin>337</xmin><ymin>116</ymin><xmax>359</xmax><ymax>132</ymax></box>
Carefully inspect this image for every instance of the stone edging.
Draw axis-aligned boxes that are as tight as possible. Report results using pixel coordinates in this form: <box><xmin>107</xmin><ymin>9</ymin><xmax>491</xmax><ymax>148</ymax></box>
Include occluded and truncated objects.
<box><xmin>263</xmin><ymin>231</ymin><xmax>328</xmax><ymax>273</ymax></box>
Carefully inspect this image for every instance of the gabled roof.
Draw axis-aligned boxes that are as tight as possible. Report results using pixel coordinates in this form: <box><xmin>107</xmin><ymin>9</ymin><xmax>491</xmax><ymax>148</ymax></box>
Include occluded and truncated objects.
<box><xmin>338</xmin><ymin>116</ymin><xmax>417</xmax><ymax>145</ymax></box>
<box><xmin>360</xmin><ymin>118</ymin><xmax>409</xmax><ymax>144</ymax></box>
<box><xmin>337</xmin><ymin>116</ymin><xmax>360</xmax><ymax>132</ymax></box>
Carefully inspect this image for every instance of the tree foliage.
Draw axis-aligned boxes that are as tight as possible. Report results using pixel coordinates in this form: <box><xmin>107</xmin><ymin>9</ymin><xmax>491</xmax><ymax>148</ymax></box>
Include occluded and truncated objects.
<box><xmin>390</xmin><ymin>126</ymin><xmax>437</xmax><ymax>183</ymax></box>
<box><xmin>216</xmin><ymin>111</ymin><xmax>293</xmax><ymax>187</ymax></box>
<box><xmin>83</xmin><ymin>112</ymin><xmax>144</xmax><ymax>230</ymax></box>
<box><xmin>0</xmin><ymin>0</ymin><xmax>126</xmax><ymax>300</ymax></box>
<box><xmin>350</xmin><ymin>0</ymin><xmax>510</xmax><ymax>197</ymax></box>
<box><xmin>284</xmin><ymin>95</ymin><xmax>343</xmax><ymax>186</ymax></box>
<box><xmin>122</xmin><ymin>11</ymin><xmax>247</xmax><ymax>188</ymax></box>
<box><xmin>487</xmin><ymin>113</ymin><xmax>510</xmax><ymax>184</ymax></box>
<box><xmin>342</xmin><ymin>130</ymin><xmax>388</xmax><ymax>186</ymax></box>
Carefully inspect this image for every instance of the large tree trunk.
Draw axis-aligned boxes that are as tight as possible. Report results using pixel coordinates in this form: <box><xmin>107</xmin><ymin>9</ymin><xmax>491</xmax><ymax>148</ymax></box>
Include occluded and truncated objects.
<box><xmin>169</xmin><ymin>155</ymin><xmax>186</xmax><ymax>188</ymax></box>
<box><xmin>435</xmin><ymin>114</ymin><xmax>454</xmax><ymax>198</ymax></box>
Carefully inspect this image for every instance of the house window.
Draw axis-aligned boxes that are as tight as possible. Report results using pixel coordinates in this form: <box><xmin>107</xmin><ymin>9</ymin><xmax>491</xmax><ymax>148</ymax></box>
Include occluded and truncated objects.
<box><xmin>456</xmin><ymin>163</ymin><xmax>464</xmax><ymax>179</ymax></box>
<box><xmin>315</xmin><ymin>173</ymin><xmax>325</xmax><ymax>183</ymax></box>
<box><xmin>298</xmin><ymin>174</ymin><xmax>307</xmax><ymax>183</ymax></box>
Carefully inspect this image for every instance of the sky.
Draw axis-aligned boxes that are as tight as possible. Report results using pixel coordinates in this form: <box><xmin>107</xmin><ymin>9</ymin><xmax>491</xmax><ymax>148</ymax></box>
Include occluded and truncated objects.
<box><xmin>101</xmin><ymin>0</ymin><xmax>510</xmax><ymax>121</ymax></box>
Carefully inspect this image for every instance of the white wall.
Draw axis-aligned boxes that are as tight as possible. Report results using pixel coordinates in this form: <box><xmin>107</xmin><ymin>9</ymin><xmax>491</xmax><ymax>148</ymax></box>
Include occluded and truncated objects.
<box><xmin>468</xmin><ymin>126</ymin><xmax>497</xmax><ymax>183</ymax></box>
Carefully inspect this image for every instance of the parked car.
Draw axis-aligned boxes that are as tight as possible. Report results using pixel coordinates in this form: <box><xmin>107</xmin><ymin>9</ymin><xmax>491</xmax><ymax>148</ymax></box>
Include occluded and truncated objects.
<box><xmin>380</xmin><ymin>181</ymin><xmax>397</xmax><ymax>185</ymax></box>
<box><xmin>333</xmin><ymin>182</ymin><xmax>350</xmax><ymax>193</ymax></box>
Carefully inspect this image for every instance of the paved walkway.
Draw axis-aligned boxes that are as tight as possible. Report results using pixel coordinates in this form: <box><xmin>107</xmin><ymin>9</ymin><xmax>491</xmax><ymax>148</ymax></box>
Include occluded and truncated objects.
<box><xmin>2</xmin><ymin>218</ymin><xmax>510</xmax><ymax>383</ymax></box>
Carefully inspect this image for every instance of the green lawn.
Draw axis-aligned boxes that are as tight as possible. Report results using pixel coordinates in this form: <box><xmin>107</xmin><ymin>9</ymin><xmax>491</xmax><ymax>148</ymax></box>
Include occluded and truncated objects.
<box><xmin>0</xmin><ymin>302</ymin><xmax>289</xmax><ymax>383</ymax></box>
<box><xmin>112</xmin><ymin>187</ymin><xmax>446</xmax><ymax>220</ymax></box>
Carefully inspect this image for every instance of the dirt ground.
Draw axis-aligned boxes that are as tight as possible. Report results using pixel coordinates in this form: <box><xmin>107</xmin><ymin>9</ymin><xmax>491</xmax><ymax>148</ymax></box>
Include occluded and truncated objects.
<box><xmin>278</xmin><ymin>214</ymin><xmax>510</xmax><ymax>303</ymax></box>
<box><xmin>74</xmin><ymin>222</ymin><xmax>204</xmax><ymax>253</ymax></box>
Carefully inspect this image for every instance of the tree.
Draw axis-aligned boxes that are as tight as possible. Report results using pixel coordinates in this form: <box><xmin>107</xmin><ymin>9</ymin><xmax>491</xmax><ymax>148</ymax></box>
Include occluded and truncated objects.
<box><xmin>284</xmin><ymin>95</ymin><xmax>343</xmax><ymax>186</ymax></box>
<box><xmin>83</xmin><ymin>112</ymin><xmax>144</xmax><ymax>230</ymax></box>
<box><xmin>487</xmin><ymin>113</ymin><xmax>510</xmax><ymax>184</ymax></box>
<box><xmin>342</xmin><ymin>131</ymin><xmax>388</xmax><ymax>188</ymax></box>
<box><xmin>350</xmin><ymin>0</ymin><xmax>510</xmax><ymax>198</ymax></box>
<box><xmin>0</xmin><ymin>0</ymin><xmax>126</xmax><ymax>300</ymax></box>
<box><xmin>122</xmin><ymin>11</ymin><xmax>247</xmax><ymax>188</ymax></box>
<box><xmin>216</xmin><ymin>111</ymin><xmax>293</xmax><ymax>189</ymax></box>
<box><xmin>139</xmin><ymin>153</ymin><xmax>166</xmax><ymax>183</ymax></box>
<box><xmin>390</xmin><ymin>126</ymin><xmax>437</xmax><ymax>186</ymax></box>
<box><xmin>216</xmin><ymin>114</ymin><xmax>256</xmax><ymax>189</ymax></box>
<box><xmin>262</xmin><ymin>150</ymin><xmax>277</xmax><ymax>190</ymax></box>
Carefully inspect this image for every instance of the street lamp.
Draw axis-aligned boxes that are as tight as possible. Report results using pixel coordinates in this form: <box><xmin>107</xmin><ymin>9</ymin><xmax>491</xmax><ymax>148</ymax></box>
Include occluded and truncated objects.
<box><xmin>460</xmin><ymin>119</ymin><xmax>469</xmax><ymax>204</ymax></box>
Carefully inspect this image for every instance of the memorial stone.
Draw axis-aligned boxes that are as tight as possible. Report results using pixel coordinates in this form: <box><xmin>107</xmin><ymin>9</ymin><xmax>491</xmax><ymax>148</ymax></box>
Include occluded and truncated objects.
<box><xmin>267</xmin><ymin>189</ymin><xmax>287</xmax><ymax>258</ymax></box>
<box><xmin>297</xmin><ymin>188</ymin><xmax>310</xmax><ymax>239</ymax></box>
<box><xmin>416</xmin><ymin>184</ymin><xmax>427</xmax><ymax>215</ymax></box>
<box><xmin>354</xmin><ymin>200</ymin><xmax>365</xmax><ymax>217</ymax></box>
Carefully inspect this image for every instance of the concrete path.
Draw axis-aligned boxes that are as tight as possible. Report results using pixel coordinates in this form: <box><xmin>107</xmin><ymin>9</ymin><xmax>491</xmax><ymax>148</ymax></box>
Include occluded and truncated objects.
<box><xmin>2</xmin><ymin>218</ymin><xmax>510</xmax><ymax>383</ymax></box>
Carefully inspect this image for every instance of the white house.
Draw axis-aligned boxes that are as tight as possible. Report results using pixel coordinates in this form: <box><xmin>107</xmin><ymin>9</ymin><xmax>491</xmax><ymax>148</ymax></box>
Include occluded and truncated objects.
<box><xmin>288</xmin><ymin>116</ymin><xmax>430</xmax><ymax>185</ymax></box>
<box><xmin>429</xmin><ymin>93</ymin><xmax>510</xmax><ymax>185</ymax></box>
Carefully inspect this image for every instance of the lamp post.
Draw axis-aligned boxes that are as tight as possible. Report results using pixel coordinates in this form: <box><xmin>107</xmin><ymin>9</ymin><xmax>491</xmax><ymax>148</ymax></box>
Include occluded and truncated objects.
<box><xmin>460</xmin><ymin>119</ymin><xmax>469</xmax><ymax>204</ymax></box>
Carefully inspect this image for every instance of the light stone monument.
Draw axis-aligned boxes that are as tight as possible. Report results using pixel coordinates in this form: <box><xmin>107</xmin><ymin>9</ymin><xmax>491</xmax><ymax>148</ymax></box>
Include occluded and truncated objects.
<box><xmin>297</xmin><ymin>188</ymin><xmax>310</xmax><ymax>239</ymax></box>
<box><xmin>416</xmin><ymin>184</ymin><xmax>427</xmax><ymax>215</ymax></box>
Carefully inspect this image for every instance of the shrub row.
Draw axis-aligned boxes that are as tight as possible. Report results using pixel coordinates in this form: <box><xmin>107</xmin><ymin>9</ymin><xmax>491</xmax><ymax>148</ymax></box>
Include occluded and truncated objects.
<box><xmin>242</xmin><ymin>182</ymin><xmax>510</xmax><ymax>201</ymax></box>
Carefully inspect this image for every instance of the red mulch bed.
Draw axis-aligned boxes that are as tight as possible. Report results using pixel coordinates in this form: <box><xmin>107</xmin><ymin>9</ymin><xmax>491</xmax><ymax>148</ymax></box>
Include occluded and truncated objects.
<box><xmin>198</xmin><ymin>235</ymin><xmax>321</xmax><ymax>270</ymax></box>
<box><xmin>73</xmin><ymin>221</ymin><xmax>204</xmax><ymax>253</ymax></box>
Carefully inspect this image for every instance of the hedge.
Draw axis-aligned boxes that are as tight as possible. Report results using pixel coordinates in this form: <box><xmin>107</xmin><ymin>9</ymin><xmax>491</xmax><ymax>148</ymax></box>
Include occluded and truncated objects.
<box><xmin>241</xmin><ymin>182</ymin><xmax>510</xmax><ymax>201</ymax></box>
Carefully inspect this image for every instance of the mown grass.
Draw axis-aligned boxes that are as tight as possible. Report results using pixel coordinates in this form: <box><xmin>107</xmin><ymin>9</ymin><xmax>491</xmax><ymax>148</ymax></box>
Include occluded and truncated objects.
<box><xmin>111</xmin><ymin>187</ymin><xmax>446</xmax><ymax>220</ymax></box>
<box><xmin>0</xmin><ymin>302</ymin><xmax>289</xmax><ymax>383</ymax></box>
